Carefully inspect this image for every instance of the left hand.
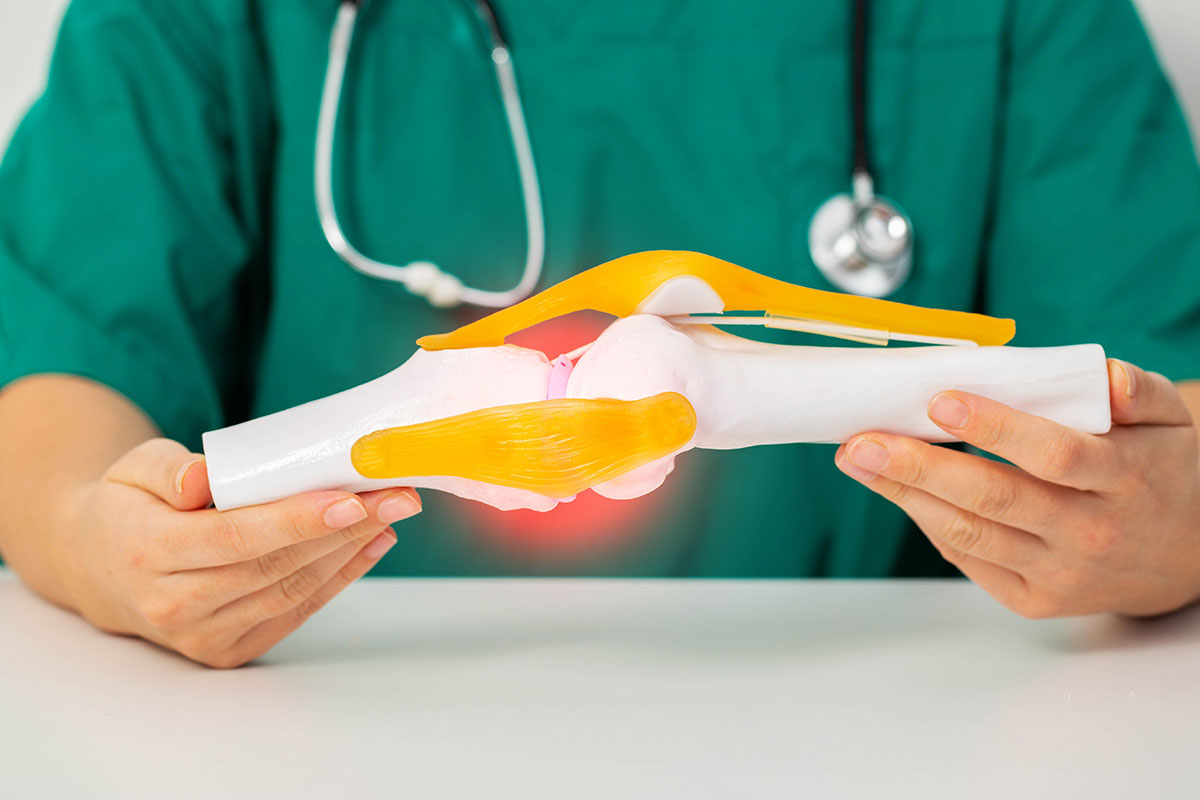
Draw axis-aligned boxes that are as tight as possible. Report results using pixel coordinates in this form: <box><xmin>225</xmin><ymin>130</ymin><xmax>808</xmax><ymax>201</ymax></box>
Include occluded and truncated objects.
<box><xmin>834</xmin><ymin>359</ymin><xmax>1200</xmax><ymax>618</ymax></box>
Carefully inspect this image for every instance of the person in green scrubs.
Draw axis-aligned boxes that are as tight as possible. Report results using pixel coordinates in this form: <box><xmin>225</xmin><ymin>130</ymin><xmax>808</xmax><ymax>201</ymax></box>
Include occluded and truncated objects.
<box><xmin>2</xmin><ymin>0</ymin><xmax>1200</xmax><ymax>667</ymax></box>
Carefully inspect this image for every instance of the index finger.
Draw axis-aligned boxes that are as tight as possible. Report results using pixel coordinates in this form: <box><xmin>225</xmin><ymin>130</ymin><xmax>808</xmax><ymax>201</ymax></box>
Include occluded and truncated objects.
<box><xmin>927</xmin><ymin>391</ymin><xmax>1115</xmax><ymax>491</ymax></box>
<box><xmin>167</xmin><ymin>490</ymin><xmax>370</xmax><ymax>567</ymax></box>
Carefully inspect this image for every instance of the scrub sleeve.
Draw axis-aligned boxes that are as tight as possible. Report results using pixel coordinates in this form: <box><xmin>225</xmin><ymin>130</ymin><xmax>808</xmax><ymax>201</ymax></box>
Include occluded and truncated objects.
<box><xmin>986</xmin><ymin>0</ymin><xmax>1200</xmax><ymax>379</ymax></box>
<box><xmin>0</xmin><ymin>0</ymin><xmax>266</xmax><ymax>449</ymax></box>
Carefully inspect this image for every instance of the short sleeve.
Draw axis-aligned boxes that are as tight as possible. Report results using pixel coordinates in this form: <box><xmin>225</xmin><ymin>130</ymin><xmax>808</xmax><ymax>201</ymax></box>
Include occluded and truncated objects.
<box><xmin>0</xmin><ymin>0</ymin><xmax>271</xmax><ymax>448</ymax></box>
<box><xmin>985</xmin><ymin>0</ymin><xmax>1200</xmax><ymax>382</ymax></box>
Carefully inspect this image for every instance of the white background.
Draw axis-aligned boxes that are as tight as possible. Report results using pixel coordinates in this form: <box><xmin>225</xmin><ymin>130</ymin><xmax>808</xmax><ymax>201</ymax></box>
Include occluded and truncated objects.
<box><xmin>1</xmin><ymin>0</ymin><xmax>1199</xmax><ymax>153</ymax></box>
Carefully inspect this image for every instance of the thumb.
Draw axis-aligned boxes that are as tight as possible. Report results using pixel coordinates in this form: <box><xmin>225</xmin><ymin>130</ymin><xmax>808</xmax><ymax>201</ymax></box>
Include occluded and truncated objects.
<box><xmin>106</xmin><ymin>438</ymin><xmax>213</xmax><ymax>510</ymax></box>
<box><xmin>1109</xmin><ymin>359</ymin><xmax>1193</xmax><ymax>427</ymax></box>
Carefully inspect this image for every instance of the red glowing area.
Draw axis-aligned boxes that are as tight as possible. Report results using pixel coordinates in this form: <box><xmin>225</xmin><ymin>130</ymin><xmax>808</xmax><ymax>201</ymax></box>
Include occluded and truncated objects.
<box><xmin>503</xmin><ymin>309</ymin><xmax>616</xmax><ymax>359</ymax></box>
<box><xmin>459</xmin><ymin>310</ymin><xmax>680</xmax><ymax>557</ymax></box>
<box><xmin>460</xmin><ymin>462</ymin><xmax>686</xmax><ymax>560</ymax></box>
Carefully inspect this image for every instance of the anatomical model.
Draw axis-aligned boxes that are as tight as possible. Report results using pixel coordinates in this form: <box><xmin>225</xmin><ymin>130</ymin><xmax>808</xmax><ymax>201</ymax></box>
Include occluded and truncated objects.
<box><xmin>203</xmin><ymin>252</ymin><xmax>1112</xmax><ymax>512</ymax></box>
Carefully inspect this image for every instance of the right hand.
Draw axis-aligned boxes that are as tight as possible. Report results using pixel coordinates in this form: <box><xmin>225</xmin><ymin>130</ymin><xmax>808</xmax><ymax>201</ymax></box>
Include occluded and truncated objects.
<box><xmin>55</xmin><ymin>438</ymin><xmax>421</xmax><ymax>668</ymax></box>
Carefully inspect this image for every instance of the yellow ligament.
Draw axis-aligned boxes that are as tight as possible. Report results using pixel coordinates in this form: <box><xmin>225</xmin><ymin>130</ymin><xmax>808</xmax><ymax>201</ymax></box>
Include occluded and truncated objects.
<box><xmin>417</xmin><ymin>250</ymin><xmax>1015</xmax><ymax>351</ymax></box>
<box><xmin>350</xmin><ymin>392</ymin><xmax>697</xmax><ymax>499</ymax></box>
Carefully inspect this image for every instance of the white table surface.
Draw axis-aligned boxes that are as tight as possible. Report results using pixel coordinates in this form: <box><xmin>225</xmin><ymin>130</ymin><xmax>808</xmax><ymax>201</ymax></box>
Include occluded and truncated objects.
<box><xmin>2</xmin><ymin>571</ymin><xmax>1198</xmax><ymax>799</ymax></box>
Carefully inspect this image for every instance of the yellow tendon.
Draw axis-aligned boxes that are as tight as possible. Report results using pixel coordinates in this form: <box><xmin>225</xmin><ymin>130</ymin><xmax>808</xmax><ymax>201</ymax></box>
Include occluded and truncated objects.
<box><xmin>350</xmin><ymin>392</ymin><xmax>697</xmax><ymax>499</ymax></box>
<box><xmin>417</xmin><ymin>250</ymin><xmax>1015</xmax><ymax>351</ymax></box>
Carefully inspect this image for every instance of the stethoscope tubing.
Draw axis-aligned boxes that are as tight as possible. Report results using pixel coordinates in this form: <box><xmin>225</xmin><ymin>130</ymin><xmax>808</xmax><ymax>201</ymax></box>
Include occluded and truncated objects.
<box><xmin>317</xmin><ymin>0</ymin><xmax>912</xmax><ymax>307</ymax></box>
<box><xmin>315</xmin><ymin>0</ymin><xmax>545</xmax><ymax>308</ymax></box>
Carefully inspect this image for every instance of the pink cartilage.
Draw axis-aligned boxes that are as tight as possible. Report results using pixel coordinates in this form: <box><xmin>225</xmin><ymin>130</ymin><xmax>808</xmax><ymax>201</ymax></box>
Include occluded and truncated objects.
<box><xmin>546</xmin><ymin>354</ymin><xmax>575</xmax><ymax>400</ymax></box>
<box><xmin>541</xmin><ymin>353</ymin><xmax>581</xmax><ymax>503</ymax></box>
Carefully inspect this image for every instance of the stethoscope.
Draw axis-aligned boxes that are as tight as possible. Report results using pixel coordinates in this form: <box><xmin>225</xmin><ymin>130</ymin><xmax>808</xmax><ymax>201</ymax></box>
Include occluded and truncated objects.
<box><xmin>315</xmin><ymin>0</ymin><xmax>914</xmax><ymax>308</ymax></box>
<box><xmin>316</xmin><ymin>0</ymin><xmax>543</xmax><ymax>308</ymax></box>
<box><xmin>808</xmin><ymin>0</ymin><xmax>914</xmax><ymax>298</ymax></box>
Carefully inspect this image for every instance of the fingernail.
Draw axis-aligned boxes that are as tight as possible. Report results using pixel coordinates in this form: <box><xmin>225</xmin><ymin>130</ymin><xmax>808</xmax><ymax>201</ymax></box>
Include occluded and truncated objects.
<box><xmin>836</xmin><ymin>452</ymin><xmax>878</xmax><ymax>483</ymax></box>
<box><xmin>929</xmin><ymin>393</ymin><xmax>970</xmax><ymax>428</ymax></box>
<box><xmin>363</xmin><ymin>530</ymin><xmax>397</xmax><ymax>560</ymax></box>
<box><xmin>378</xmin><ymin>490</ymin><xmax>421</xmax><ymax>524</ymax></box>
<box><xmin>174</xmin><ymin>459</ymin><xmax>203</xmax><ymax>495</ymax></box>
<box><xmin>846</xmin><ymin>437</ymin><xmax>889</xmax><ymax>474</ymax></box>
<box><xmin>1119</xmin><ymin>360</ymin><xmax>1137</xmax><ymax>399</ymax></box>
<box><xmin>324</xmin><ymin>498</ymin><xmax>367</xmax><ymax>529</ymax></box>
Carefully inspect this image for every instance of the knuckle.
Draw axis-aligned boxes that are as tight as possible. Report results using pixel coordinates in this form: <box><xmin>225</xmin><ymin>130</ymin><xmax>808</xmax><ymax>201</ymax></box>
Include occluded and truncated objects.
<box><xmin>894</xmin><ymin>443</ymin><xmax>929</xmax><ymax>486</ymax></box>
<box><xmin>279</xmin><ymin>508</ymin><xmax>317</xmax><ymax>544</ymax></box>
<box><xmin>1081</xmin><ymin>521</ymin><xmax>1119</xmax><ymax>557</ymax></box>
<box><xmin>883</xmin><ymin>480</ymin><xmax>915</xmax><ymax>507</ymax></box>
<box><xmin>969</xmin><ymin>481</ymin><xmax>1017</xmax><ymax>521</ymax></box>
<box><xmin>1041</xmin><ymin>435</ymin><xmax>1085</xmax><ymax>481</ymax></box>
<box><xmin>1050</xmin><ymin>566</ymin><xmax>1088</xmax><ymax>595</ymax></box>
<box><xmin>102</xmin><ymin>438</ymin><xmax>163</xmax><ymax>482</ymax></box>
<box><xmin>139</xmin><ymin>593</ymin><xmax>186</xmax><ymax>632</ymax></box>
<box><xmin>215</xmin><ymin>516</ymin><xmax>253</xmax><ymax>562</ymax></box>
<box><xmin>127</xmin><ymin>547</ymin><xmax>151</xmax><ymax>570</ymax></box>
<box><xmin>334</xmin><ymin>522</ymin><xmax>371</xmax><ymax>546</ymax></box>
<box><xmin>295</xmin><ymin>593</ymin><xmax>330</xmax><ymax>622</ymax></box>
<box><xmin>942</xmin><ymin>510</ymin><xmax>986</xmax><ymax>555</ymax></box>
<box><xmin>131</xmin><ymin>437</ymin><xmax>176</xmax><ymax>462</ymax></box>
<box><xmin>275</xmin><ymin>567</ymin><xmax>322</xmax><ymax>611</ymax></box>
<box><xmin>128</xmin><ymin>438</ymin><xmax>187</xmax><ymax>479</ymax></box>
<box><xmin>1114</xmin><ymin>461</ymin><xmax>1151</xmax><ymax>496</ymax></box>
<box><xmin>184</xmin><ymin>583</ymin><xmax>215</xmax><ymax>610</ymax></box>
<box><xmin>934</xmin><ymin>541</ymin><xmax>965</xmax><ymax>567</ymax></box>
<box><xmin>973</xmin><ymin>414</ymin><xmax>1009</xmax><ymax>449</ymax></box>
<box><xmin>257</xmin><ymin>546</ymin><xmax>299</xmax><ymax>581</ymax></box>
<box><xmin>294</xmin><ymin>563</ymin><xmax>362</xmax><ymax>622</ymax></box>
<box><xmin>1140</xmin><ymin>371</ymin><xmax>1168</xmax><ymax>405</ymax></box>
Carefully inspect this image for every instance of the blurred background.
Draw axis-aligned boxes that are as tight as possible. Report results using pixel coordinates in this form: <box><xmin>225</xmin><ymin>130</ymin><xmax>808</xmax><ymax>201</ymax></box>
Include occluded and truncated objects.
<box><xmin>2</xmin><ymin>0</ymin><xmax>1200</xmax><ymax>153</ymax></box>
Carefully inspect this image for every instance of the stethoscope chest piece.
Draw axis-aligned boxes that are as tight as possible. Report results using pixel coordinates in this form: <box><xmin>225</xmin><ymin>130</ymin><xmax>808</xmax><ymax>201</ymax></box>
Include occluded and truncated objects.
<box><xmin>808</xmin><ymin>185</ymin><xmax>913</xmax><ymax>299</ymax></box>
<box><xmin>810</xmin><ymin>0</ymin><xmax>915</xmax><ymax>299</ymax></box>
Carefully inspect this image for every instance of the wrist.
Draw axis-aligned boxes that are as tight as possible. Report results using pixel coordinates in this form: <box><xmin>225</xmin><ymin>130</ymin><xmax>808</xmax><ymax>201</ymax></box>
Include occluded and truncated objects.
<box><xmin>41</xmin><ymin>479</ymin><xmax>103</xmax><ymax>616</ymax></box>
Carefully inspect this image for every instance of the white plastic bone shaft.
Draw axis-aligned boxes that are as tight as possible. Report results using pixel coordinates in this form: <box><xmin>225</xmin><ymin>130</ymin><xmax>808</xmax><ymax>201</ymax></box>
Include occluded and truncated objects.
<box><xmin>568</xmin><ymin>316</ymin><xmax>1111</xmax><ymax>448</ymax></box>
<box><xmin>564</xmin><ymin>316</ymin><xmax>1111</xmax><ymax>500</ymax></box>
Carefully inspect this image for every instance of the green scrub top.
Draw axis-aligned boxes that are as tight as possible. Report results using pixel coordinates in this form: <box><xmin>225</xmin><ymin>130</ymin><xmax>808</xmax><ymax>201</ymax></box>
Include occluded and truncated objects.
<box><xmin>3</xmin><ymin>0</ymin><xmax>1200</xmax><ymax>578</ymax></box>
